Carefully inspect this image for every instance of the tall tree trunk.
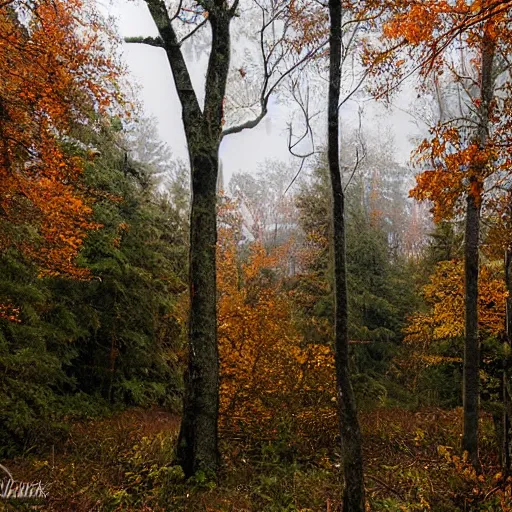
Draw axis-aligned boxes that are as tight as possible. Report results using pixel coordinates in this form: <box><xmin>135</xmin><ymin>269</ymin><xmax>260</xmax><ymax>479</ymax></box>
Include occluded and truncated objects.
<box><xmin>462</xmin><ymin>24</ymin><xmax>495</xmax><ymax>468</ymax></box>
<box><xmin>144</xmin><ymin>0</ymin><xmax>233</xmax><ymax>477</ymax></box>
<box><xmin>463</xmin><ymin>188</ymin><xmax>481</xmax><ymax>466</ymax></box>
<box><xmin>177</xmin><ymin>149</ymin><xmax>220</xmax><ymax>476</ymax></box>
<box><xmin>328</xmin><ymin>0</ymin><xmax>365</xmax><ymax>509</ymax></box>
<box><xmin>503</xmin><ymin>243</ymin><xmax>512</xmax><ymax>474</ymax></box>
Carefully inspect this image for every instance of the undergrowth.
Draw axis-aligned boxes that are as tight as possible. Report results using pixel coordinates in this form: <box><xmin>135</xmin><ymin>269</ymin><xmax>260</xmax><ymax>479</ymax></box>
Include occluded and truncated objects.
<box><xmin>2</xmin><ymin>407</ymin><xmax>512</xmax><ymax>511</ymax></box>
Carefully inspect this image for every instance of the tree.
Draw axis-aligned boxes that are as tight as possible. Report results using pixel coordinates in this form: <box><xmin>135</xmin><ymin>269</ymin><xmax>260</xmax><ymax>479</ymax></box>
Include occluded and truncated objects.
<box><xmin>69</xmin><ymin>121</ymin><xmax>189</xmax><ymax>407</ymax></box>
<box><xmin>132</xmin><ymin>0</ymin><xmax>236</xmax><ymax>476</ymax></box>
<box><xmin>405</xmin><ymin>260</ymin><xmax>506</xmax><ymax>347</ymax></box>
<box><xmin>216</xmin><ymin>196</ymin><xmax>343</xmax><ymax>447</ymax></box>
<box><xmin>0</xmin><ymin>0</ymin><xmax>122</xmax><ymax>278</ymax></box>
<box><xmin>124</xmin><ymin>116</ymin><xmax>177</xmax><ymax>187</ymax></box>
<box><xmin>295</xmin><ymin>152</ymin><xmax>420</xmax><ymax>358</ymax></box>
<box><xmin>129</xmin><ymin>0</ymin><xmax>321</xmax><ymax>477</ymax></box>
<box><xmin>0</xmin><ymin>117</ymin><xmax>189</xmax><ymax>456</ymax></box>
<box><xmin>401</xmin><ymin>258</ymin><xmax>506</xmax><ymax>414</ymax></box>
<box><xmin>285</xmin><ymin>0</ymin><xmax>392</xmax><ymax>504</ymax></box>
<box><xmin>462</xmin><ymin>26</ymin><xmax>495</xmax><ymax>465</ymax></box>
<box><xmin>217</xmin><ymin>197</ymin><xmax>302</xmax><ymax>434</ymax></box>
<box><xmin>380</xmin><ymin>0</ymin><xmax>511</xmax><ymax>468</ymax></box>
<box><xmin>327</xmin><ymin>0</ymin><xmax>365</xmax><ymax>508</ymax></box>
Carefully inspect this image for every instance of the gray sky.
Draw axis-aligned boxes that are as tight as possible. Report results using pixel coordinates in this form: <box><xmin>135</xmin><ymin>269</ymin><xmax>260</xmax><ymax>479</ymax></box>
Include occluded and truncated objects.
<box><xmin>107</xmin><ymin>0</ymin><xmax>420</xmax><ymax>185</ymax></box>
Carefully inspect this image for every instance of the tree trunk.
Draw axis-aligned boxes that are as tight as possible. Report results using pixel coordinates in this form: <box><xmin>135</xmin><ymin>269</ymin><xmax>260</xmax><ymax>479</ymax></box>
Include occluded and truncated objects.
<box><xmin>144</xmin><ymin>0</ymin><xmax>233</xmax><ymax>477</ymax></box>
<box><xmin>328</xmin><ymin>0</ymin><xmax>365</xmax><ymax>509</ymax></box>
<box><xmin>178</xmin><ymin>149</ymin><xmax>220</xmax><ymax>476</ymax></box>
<box><xmin>462</xmin><ymin>24</ymin><xmax>495</xmax><ymax>469</ymax></box>
<box><xmin>503</xmin><ymin>243</ymin><xmax>512</xmax><ymax>474</ymax></box>
<box><xmin>463</xmin><ymin>188</ymin><xmax>481</xmax><ymax>467</ymax></box>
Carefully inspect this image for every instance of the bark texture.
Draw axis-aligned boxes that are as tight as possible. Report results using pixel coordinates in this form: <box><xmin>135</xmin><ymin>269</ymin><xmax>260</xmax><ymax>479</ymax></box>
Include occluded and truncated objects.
<box><xmin>144</xmin><ymin>0</ymin><xmax>234</xmax><ymax>477</ymax></box>
<box><xmin>327</xmin><ymin>0</ymin><xmax>365</xmax><ymax>509</ymax></box>
<box><xmin>463</xmin><ymin>189</ymin><xmax>481</xmax><ymax>466</ymax></box>
<box><xmin>503</xmin><ymin>245</ymin><xmax>512</xmax><ymax>474</ymax></box>
<box><xmin>462</xmin><ymin>26</ymin><xmax>495</xmax><ymax>468</ymax></box>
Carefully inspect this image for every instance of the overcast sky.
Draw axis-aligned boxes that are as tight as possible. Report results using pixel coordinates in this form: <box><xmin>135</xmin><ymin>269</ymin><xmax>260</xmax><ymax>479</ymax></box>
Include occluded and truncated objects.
<box><xmin>106</xmin><ymin>0</ymin><xmax>421</xmax><ymax>186</ymax></box>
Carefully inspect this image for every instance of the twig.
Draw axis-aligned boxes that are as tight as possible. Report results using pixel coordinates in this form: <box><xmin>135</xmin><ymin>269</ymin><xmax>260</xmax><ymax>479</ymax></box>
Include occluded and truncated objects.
<box><xmin>178</xmin><ymin>18</ymin><xmax>208</xmax><ymax>45</ymax></box>
<box><xmin>484</xmin><ymin>485</ymin><xmax>502</xmax><ymax>501</ymax></box>
<box><xmin>366</xmin><ymin>474</ymin><xmax>405</xmax><ymax>501</ymax></box>
<box><xmin>284</xmin><ymin>157</ymin><xmax>306</xmax><ymax>196</ymax></box>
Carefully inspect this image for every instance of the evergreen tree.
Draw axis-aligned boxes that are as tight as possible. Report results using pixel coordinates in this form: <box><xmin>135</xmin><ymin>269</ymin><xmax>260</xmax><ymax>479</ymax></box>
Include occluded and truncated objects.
<box><xmin>0</xmin><ymin>120</ymin><xmax>190</xmax><ymax>455</ymax></box>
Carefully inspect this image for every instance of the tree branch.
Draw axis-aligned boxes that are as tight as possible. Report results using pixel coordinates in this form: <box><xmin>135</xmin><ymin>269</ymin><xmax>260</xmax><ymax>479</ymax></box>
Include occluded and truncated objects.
<box><xmin>221</xmin><ymin>41</ymin><xmax>326</xmax><ymax>139</ymax></box>
<box><xmin>170</xmin><ymin>0</ymin><xmax>184</xmax><ymax>21</ymax></box>
<box><xmin>221</xmin><ymin>108</ymin><xmax>268</xmax><ymax>138</ymax></box>
<box><xmin>178</xmin><ymin>18</ymin><xmax>208</xmax><ymax>45</ymax></box>
<box><xmin>144</xmin><ymin>0</ymin><xmax>202</xmax><ymax>131</ymax></box>
<box><xmin>124</xmin><ymin>36</ymin><xmax>164</xmax><ymax>48</ymax></box>
<box><xmin>287</xmin><ymin>80</ymin><xmax>319</xmax><ymax>159</ymax></box>
<box><xmin>229</xmin><ymin>0</ymin><xmax>240</xmax><ymax>16</ymax></box>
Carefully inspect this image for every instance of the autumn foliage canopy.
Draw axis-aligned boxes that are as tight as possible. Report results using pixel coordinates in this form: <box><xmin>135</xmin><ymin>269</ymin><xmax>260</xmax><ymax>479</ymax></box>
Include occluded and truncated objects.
<box><xmin>0</xmin><ymin>0</ymin><xmax>122</xmax><ymax>278</ymax></box>
<box><xmin>217</xmin><ymin>198</ymin><xmax>337</xmax><ymax>441</ymax></box>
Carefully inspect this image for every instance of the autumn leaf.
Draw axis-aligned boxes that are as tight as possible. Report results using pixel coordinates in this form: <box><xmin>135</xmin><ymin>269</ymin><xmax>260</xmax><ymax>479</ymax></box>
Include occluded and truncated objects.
<box><xmin>0</xmin><ymin>1</ymin><xmax>125</xmax><ymax>278</ymax></box>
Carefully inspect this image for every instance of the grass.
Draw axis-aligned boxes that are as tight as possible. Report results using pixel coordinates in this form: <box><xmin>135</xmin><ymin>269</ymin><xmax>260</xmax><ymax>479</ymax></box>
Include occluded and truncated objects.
<box><xmin>2</xmin><ymin>407</ymin><xmax>512</xmax><ymax>511</ymax></box>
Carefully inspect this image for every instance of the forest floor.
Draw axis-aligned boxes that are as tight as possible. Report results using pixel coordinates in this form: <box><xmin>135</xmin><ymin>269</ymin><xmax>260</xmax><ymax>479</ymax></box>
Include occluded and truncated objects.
<box><xmin>2</xmin><ymin>407</ymin><xmax>512</xmax><ymax>511</ymax></box>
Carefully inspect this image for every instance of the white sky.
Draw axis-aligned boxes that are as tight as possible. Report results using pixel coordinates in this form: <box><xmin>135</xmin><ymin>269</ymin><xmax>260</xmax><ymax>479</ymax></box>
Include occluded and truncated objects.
<box><xmin>106</xmin><ymin>0</ymin><xmax>421</xmax><ymax>185</ymax></box>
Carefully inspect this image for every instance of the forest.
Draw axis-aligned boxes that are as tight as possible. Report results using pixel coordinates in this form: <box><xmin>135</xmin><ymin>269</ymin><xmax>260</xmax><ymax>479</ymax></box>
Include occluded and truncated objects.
<box><xmin>1</xmin><ymin>0</ymin><xmax>512</xmax><ymax>510</ymax></box>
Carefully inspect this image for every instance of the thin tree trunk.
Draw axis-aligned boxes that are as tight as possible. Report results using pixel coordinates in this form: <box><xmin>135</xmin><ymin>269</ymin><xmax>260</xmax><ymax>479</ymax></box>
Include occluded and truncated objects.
<box><xmin>462</xmin><ymin>24</ymin><xmax>495</xmax><ymax>468</ymax></box>
<box><xmin>503</xmin><ymin>244</ymin><xmax>512</xmax><ymax>474</ymax></box>
<box><xmin>463</xmin><ymin>188</ymin><xmax>481</xmax><ymax>467</ymax></box>
<box><xmin>328</xmin><ymin>0</ymin><xmax>365</xmax><ymax>509</ymax></box>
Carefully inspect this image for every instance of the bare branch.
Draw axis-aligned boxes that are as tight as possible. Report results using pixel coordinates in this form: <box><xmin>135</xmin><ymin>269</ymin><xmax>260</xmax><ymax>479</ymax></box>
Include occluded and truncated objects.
<box><xmin>284</xmin><ymin>157</ymin><xmax>307</xmax><ymax>195</ymax></box>
<box><xmin>229</xmin><ymin>0</ymin><xmax>240</xmax><ymax>16</ymax></box>
<box><xmin>170</xmin><ymin>0</ymin><xmax>184</xmax><ymax>21</ymax></box>
<box><xmin>338</xmin><ymin>68</ymin><xmax>370</xmax><ymax>109</ymax></box>
<box><xmin>287</xmin><ymin>81</ymin><xmax>319</xmax><ymax>158</ymax></box>
<box><xmin>343</xmin><ymin>147</ymin><xmax>361</xmax><ymax>192</ymax></box>
<box><xmin>220</xmin><ymin>0</ymin><xmax>327</xmax><ymax>140</ymax></box>
<box><xmin>178</xmin><ymin>17</ymin><xmax>208</xmax><ymax>45</ymax></box>
<box><xmin>222</xmin><ymin>41</ymin><xmax>326</xmax><ymax>139</ymax></box>
<box><xmin>125</xmin><ymin>36</ymin><xmax>165</xmax><ymax>47</ymax></box>
<box><xmin>221</xmin><ymin>109</ymin><xmax>268</xmax><ymax>137</ymax></box>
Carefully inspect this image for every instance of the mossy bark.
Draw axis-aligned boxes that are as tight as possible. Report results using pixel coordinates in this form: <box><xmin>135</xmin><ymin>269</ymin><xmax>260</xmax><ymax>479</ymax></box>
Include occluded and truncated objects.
<box><xmin>503</xmin><ymin>246</ymin><xmax>512</xmax><ymax>474</ymax></box>
<box><xmin>178</xmin><ymin>149</ymin><xmax>220</xmax><ymax>477</ymax></box>
<box><xmin>144</xmin><ymin>0</ymin><xmax>233</xmax><ymax>477</ymax></box>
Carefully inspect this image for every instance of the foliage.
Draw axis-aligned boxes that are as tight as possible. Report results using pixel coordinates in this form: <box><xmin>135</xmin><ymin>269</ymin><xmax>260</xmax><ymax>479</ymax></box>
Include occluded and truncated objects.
<box><xmin>0</xmin><ymin>249</ymin><xmax>78</xmax><ymax>457</ymax></box>
<box><xmin>67</xmin><ymin>126</ymin><xmax>187</xmax><ymax>407</ymax></box>
<box><xmin>0</xmin><ymin>0</ymin><xmax>188</xmax><ymax>462</ymax></box>
<box><xmin>293</xmin><ymin>157</ymin><xmax>421</xmax><ymax>407</ymax></box>
<box><xmin>398</xmin><ymin>258</ymin><xmax>506</xmax><ymax>406</ymax></box>
<box><xmin>0</xmin><ymin>0</ymin><xmax>124</xmax><ymax>278</ymax></box>
<box><xmin>405</xmin><ymin>260</ymin><xmax>505</xmax><ymax>345</ymax></box>
<box><xmin>380</xmin><ymin>0</ymin><xmax>512</xmax><ymax>254</ymax></box>
<box><xmin>217</xmin><ymin>197</ymin><xmax>336</xmax><ymax>443</ymax></box>
<box><xmin>5</xmin><ymin>407</ymin><xmax>512</xmax><ymax>511</ymax></box>
<box><xmin>0</xmin><ymin>122</ymin><xmax>188</xmax><ymax>455</ymax></box>
<box><xmin>4</xmin><ymin>0</ymin><xmax>512</xmax><ymax>507</ymax></box>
